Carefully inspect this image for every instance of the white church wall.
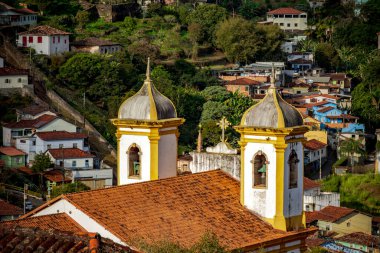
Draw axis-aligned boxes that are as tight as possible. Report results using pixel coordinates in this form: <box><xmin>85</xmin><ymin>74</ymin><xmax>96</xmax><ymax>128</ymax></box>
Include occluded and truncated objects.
<box><xmin>119</xmin><ymin>133</ymin><xmax>151</xmax><ymax>185</ymax></box>
<box><xmin>158</xmin><ymin>133</ymin><xmax>177</xmax><ymax>179</ymax></box>
<box><xmin>33</xmin><ymin>199</ymin><xmax>125</xmax><ymax>245</ymax></box>
<box><xmin>244</xmin><ymin>141</ymin><xmax>277</xmax><ymax>219</ymax></box>
<box><xmin>283</xmin><ymin>141</ymin><xmax>304</xmax><ymax>218</ymax></box>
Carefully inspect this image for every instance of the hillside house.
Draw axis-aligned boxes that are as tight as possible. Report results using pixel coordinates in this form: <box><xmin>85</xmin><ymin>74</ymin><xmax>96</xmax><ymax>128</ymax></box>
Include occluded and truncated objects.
<box><xmin>335</xmin><ymin>232</ymin><xmax>380</xmax><ymax>253</ymax></box>
<box><xmin>0</xmin><ymin>2</ymin><xmax>37</xmax><ymax>27</ymax></box>
<box><xmin>0</xmin><ymin>146</ymin><xmax>26</xmax><ymax>168</ymax></box>
<box><xmin>0</xmin><ymin>67</ymin><xmax>30</xmax><ymax>89</ymax></box>
<box><xmin>17</xmin><ymin>25</ymin><xmax>70</xmax><ymax>55</ymax></box>
<box><xmin>16</xmin><ymin>105</ymin><xmax>56</xmax><ymax>120</ymax></box>
<box><xmin>303</xmin><ymin>178</ymin><xmax>340</xmax><ymax>212</ymax></box>
<box><xmin>303</xmin><ymin>139</ymin><xmax>327</xmax><ymax>167</ymax></box>
<box><xmin>46</xmin><ymin>148</ymin><xmax>94</xmax><ymax>169</ymax></box>
<box><xmin>306</xmin><ymin>206</ymin><xmax>373</xmax><ymax>236</ymax></box>
<box><xmin>327</xmin><ymin>73</ymin><xmax>352</xmax><ymax>94</ymax></box>
<box><xmin>71</xmin><ymin>37</ymin><xmax>122</xmax><ymax>54</ymax></box>
<box><xmin>266</xmin><ymin>7</ymin><xmax>308</xmax><ymax>31</ymax></box>
<box><xmin>0</xmin><ymin>199</ymin><xmax>23</xmax><ymax>221</ymax></box>
<box><xmin>16</xmin><ymin>131</ymin><xmax>88</xmax><ymax>162</ymax></box>
<box><xmin>2</xmin><ymin>114</ymin><xmax>78</xmax><ymax>147</ymax></box>
<box><xmin>224</xmin><ymin>78</ymin><xmax>266</xmax><ymax>97</ymax></box>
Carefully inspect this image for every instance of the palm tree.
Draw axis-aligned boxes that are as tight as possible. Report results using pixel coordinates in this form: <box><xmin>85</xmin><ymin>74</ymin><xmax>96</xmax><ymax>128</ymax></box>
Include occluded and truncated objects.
<box><xmin>339</xmin><ymin>138</ymin><xmax>365</xmax><ymax>169</ymax></box>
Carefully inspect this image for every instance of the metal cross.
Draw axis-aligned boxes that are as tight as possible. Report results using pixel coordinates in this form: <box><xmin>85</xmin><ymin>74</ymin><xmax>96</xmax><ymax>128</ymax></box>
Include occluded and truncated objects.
<box><xmin>217</xmin><ymin>116</ymin><xmax>231</xmax><ymax>142</ymax></box>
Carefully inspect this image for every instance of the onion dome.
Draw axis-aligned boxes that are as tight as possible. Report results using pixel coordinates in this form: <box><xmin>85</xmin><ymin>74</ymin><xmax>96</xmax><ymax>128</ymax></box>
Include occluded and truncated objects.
<box><xmin>241</xmin><ymin>65</ymin><xmax>303</xmax><ymax>128</ymax></box>
<box><xmin>118</xmin><ymin>58</ymin><xmax>177</xmax><ymax>120</ymax></box>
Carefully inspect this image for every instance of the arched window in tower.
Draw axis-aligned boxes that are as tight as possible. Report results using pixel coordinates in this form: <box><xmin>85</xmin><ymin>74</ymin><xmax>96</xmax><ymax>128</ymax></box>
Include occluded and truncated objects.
<box><xmin>253</xmin><ymin>151</ymin><xmax>268</xmax><ymax>187</ymax></box>
<box><xmin>128</xmin><ymin>144</ymin><xmax>141</xmax><ymax>177</ymax></box>
<box><xmin>288</xmin><ymin>149</ymin><xmax>299</xmax><ymax>189</ymax></box>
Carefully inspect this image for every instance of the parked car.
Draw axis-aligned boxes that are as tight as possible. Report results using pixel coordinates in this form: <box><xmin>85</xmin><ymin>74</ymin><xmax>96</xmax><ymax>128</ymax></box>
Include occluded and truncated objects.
<box><xmin>25</xmin><ymin>200</ymin><xmax>33</xmax><ymax>211</ymax></box>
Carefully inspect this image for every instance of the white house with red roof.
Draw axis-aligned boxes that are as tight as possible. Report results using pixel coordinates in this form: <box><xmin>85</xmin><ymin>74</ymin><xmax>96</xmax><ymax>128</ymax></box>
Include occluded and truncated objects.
<box><xmin>2</xmin><ymin>114</ymin><xmax>78</xmax><ymax>147</ymax></box>
<box><xmin>16</xmin><ymin>104</ymin><xmax>56</xmax><ymax>120</ymax></box>
<box><xmin>266</xmin><ymin>7</ymin><xmax>308</xmax><ymax>31</ymax></box>
<box><xmin>17</xmin><ymin>25</ymin><xmax>70</xmax><ymax>55</ymax></box>
<box><xmin>0</xmin><ymin>67</ymin><xmax>30</xmax><ymax>89</ymax></box>
<box><xmin>0</xmin><ymin>2</ymin><xmax>37</xmax><ymax>27</ymax></box>
<box><xmin>303</xmin><ymin>139</ymin><xmax>327</xmax><ymax>165</ymax></box>
<box><xmin>303</xmin><ymin>177</ymin><xmax>340</xmax><ymax>212</ymax></box>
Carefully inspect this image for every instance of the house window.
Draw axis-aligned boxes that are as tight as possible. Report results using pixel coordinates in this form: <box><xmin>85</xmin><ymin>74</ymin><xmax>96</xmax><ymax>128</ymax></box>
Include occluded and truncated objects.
<box><xmin>287</xmin><ymin>23</ymin><xmax>291</xmax><ymax>27</ymax></box>
<box><xmin>288</xmin><ymin>149</ymin><xmax>299</xmax><ymax>189</ymax></box>
<box><xmin>73</xmin><ymin>143</ymin><xmax>77</xmax><ymax>148</ymax></box>
<box><xmin>85</xmin><ymin>160</ymin><xmax>89</xmax><ymax>167</ymax></box>
<box><xmin>295</xmin><ymin>23</ymin><xmax>298</xmax><ymax>27</ymax></box>
<box><xmin>53</xmin><ymin>37</ymin><xmax>55</xmax><ymax>43</ymax></box>
<box><xmin>285</xmin><ymin>15</ymin><xmax>292</xmax><ymax>18</ymax></box>
<box><xmin>29</xmin><ymin>36</ymin><xmax>33</xmax><ymax>43</ymax></box>
<box><xmin>245</xmin><ymin>86</ymin><xmax>249</xmax><ymax>91</ymax></box>
<box><xmin>280</xmin><ymin>23</ymin><xmax>284</xmax><ymax>26</ymax></box>
<box><xmin>59</xmin><ymin>144</ymin><xmax>63</xmax><ymax>148</ymax></box>
<box><xmin>352</xmin><ymin>135</ymin><xmax>355</xmax><ymax>138</ymax></box>
<box><xmin>20</xmin><ymin>140</ymin><xmax>26</xmax><ymax>143</ymax></box>
<box><xmin>128</xmin><ymin>144</ymin><xmax>141</xmax><ymax>177</ymax></box>
<box><xmin>64</xmin><ymin>39</ymin><xmax>67</xmax><ymax>44</ymax></box>
<box><xmin>72</xmin><ymin>160</ymin><xmax>76</xmax><ymax>167</ymax></box>
<box><xmin>18</xmin><ymin>78</ymin><xmax>22</xmax><ymax>83</ymax></box>
<box><xmin>253</xmin><ymin>151</ymin><xmax>267</xmax><ymax>187</ymax></box>
<box><xmin>58</xmin><ymin>36</ymin><xmax>60</xmax><ymax>43</ymax></box>
<box><xmin>301</xmin><ymin>15</ymin><xmax>306</xmax><ymax>18</ymax></box>
<box><xmin>47</xmin><ymin>144</ymin><xmax>51</xmax><ymax>149</ymax></box>
<box><xmin>297</xmin><ymin>90</ymin><xmax>301</xmax><ymax>94</ymax></box>
<box><xmin>5</xmin><ymin>79</ymin><xmax>11</xmax><ymax>83</ymax></box>
<box><xmin>32</xmin><ymin>141</ymin><xmax>36</xmax><ymax>146</ymax></box>
<box><xmin>347</xmin><ymin>222</ymin><xmax>350</xmax><ymax>227</ymax></box>
<box><xmin>38</xmin><ymin>36</ymin><xmax>42</xmax><ymax>43</ymax></box>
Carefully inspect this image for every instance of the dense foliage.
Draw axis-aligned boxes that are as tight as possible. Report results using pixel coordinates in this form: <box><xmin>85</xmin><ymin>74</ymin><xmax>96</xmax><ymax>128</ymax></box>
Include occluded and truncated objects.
<box><xmin>322</xmin><ymin>174</ymin><xmax>380</xmax><ymax>215</ymax></box>
<box><xmin>51</xmin><ymin>182</ymin><xmax>91</xmax><ymax>198</ymax></box>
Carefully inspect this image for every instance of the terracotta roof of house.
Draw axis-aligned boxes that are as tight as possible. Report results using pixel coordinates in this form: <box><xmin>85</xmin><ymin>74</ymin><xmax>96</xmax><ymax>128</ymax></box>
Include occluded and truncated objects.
<box><xmin>321</xmin><ymin>94</ymin><xmax>340</xmax><ymax>100</ymax></box>
<box><xmin>18</xmin><ymin>25</ymin><xmax>71</xmax><ymax>36</ymax></box>
<box><xmin>4</xmin><ymin>114</ymin><xmax>57</xmax><ymax>129</ymax></box>
<box><xmin>287</xmin><ymin>82</ymin><xmax>310</xmax><ymax>88</ymax></box>
<box><xmin>47</xmin><ymin>148</ymin><xmax>94</xmax><ymax>159</ymax></box>
<box><xmin>72</xmin><ymin>37</ymin><xmax>120</xmax><ymax>47</ymax></box>
<box><xmin>36</xmin><ymin>131</ymin><xmax>87</xmax><ymax>141</ymax></box>
<box><xmin>17</xmin><ymin>166</ymin><xmax>33</xmax><ymax>175</ymax></box>
<box><xmin>317</xmin><ymin>106</ymin><xmax>335</xmax><ymax>113</ymax></box>
<box><xmin>326</xmin><ymin>114</ymin><xmax>359</xmax><ymax>120</ymax></box>
<box><xmin>327</xmin><ymin>73</ymin><xmax>347</xmax><ymax>81</ymax></box>
<box><xmin>289</xmin><ymin>58</ymin><xmax>313</xmax><ymax>64</ymax></box>
<box><xmin>15</xmin><ymin>8</ymin><xmax>37</xmax><ymax>14</ymax></box>
<box><xmin>306</xmin><ymin>206</ymin><xmax>356</xmax><ymax>223</ymax></box>
<box><xmin>373</xmin><ymin>216</ymin><xmax>380</xmax><ymax>223</ymax></box>
<box><xmin>1</xmin><ymin>213</ymin><xmax>85</xmax><ymax>233</ymax></box>
<box><xmin>227</xmin><ymin>77</ymin><xmax>261</xmax><ymax>86</ymax></box>
<box><xmin>304</xmin><ymin>139</ymin><xmax>327</xmax><ymax>151</ymax></box>
<box><xmin>16</xmin><ymin>104</ymin><xmax>52</xmax><ymax>116</ymax></box>
<box><xmin>303</xmin><ymin>177</ymin><xmax>320</xmax><ymax>190</ymax></box>
<box><xmin>325</xmin><ymin>123</ymin><xmax>346</xmax><ymax>129</ymax></box>
<box><xmin>252</xmin><ymin>94</ymin><xmax>266</xmax><ymax>99</ymax></box>
<box><xmin>43</xmin><ymin>170</ymin><xmax>72</xmax><ymax>183</ymax></box>
<box><xmin>0</xmin><ymin>199</ymin><xmax>23</xmax><ymax>216</ymax></box>
<box><xmin>23</xmin><ymin>170</ymin><xmax>315</xmax><ymax>250</ymax></box>
<box><xmin>336</xmin><ymin>232</ymin><xmax>380</xmax><ymax>248</ymax></box>
<box><xmin>305</xmin><ymin>237</ymin><xmax>326</xmax><ymax>248</ymax></box>
<box><xmin>0</xmin><ymin>146</ymin><xmax>26</xmax><ymax>156</ymax></box>
<box><xmin>0</xmin><ymin>226</ymin><xmax>133</xmax><ymax>253</ymax></box>
<box><xmin>267</xmin><ymin>7</ymin><xmax>304</xmax><ymax>15</ymax></box>
<box><xmin>0</xmin><ymin>67</ymin><xmax>28</xmax><ymax>76</ymax></box>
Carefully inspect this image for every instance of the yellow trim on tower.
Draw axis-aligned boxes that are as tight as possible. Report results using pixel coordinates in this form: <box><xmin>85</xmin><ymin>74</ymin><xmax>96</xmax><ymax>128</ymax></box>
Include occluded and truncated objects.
<box><xmin>272</xmin><ymin>91</ymin><xmax>285</xmax><ymax>128</ymax></box>
<box><xmin>149</xmin><ymin>128</ymin><xmax>160</xmax><ymax>180</ymax></box>
<box><xmin>273</xmin><ymin>139</ymin><xmax>287</xmax><ymax>231</ymax></box>
<box><xmin>116</xmin><ymin>132</ymin><xmax>122</xmax><ymax>186</ymax></box>
<box><xmin>239</xmin><ymin>139</ymin><xmax>247</xmax><ymax>205</ymax></box>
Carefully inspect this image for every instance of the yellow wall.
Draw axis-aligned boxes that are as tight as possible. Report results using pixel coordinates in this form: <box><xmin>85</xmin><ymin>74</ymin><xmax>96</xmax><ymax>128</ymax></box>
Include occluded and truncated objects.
<box><xmin>305</xmin><ymin>131</ymin><xmax>328</xmax><ymax>144</ymax></box>
<box><xmin>317</xmin><ymin>212</ymin><xmax>372</xmax><ymax>236</ymax></box>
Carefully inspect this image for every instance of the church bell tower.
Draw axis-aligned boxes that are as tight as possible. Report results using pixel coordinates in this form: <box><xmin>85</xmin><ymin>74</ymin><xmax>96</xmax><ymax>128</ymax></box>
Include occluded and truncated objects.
<box><xmin>235</xmin><ymin>65</ymin><xmax>308</xmax><ymax>231</ymax></box>
<box><xmin>112</xmin><ymin>59</ymin><xmax>184</xmax><ymax>185</ymax></box>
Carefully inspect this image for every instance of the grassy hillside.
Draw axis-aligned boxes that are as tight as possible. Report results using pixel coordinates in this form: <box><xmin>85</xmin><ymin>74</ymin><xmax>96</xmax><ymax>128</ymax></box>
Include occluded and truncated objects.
<box><xmin>322</xmin><ymin>174</ymin><xmax>380</xmax><ymax>215</ymax></box>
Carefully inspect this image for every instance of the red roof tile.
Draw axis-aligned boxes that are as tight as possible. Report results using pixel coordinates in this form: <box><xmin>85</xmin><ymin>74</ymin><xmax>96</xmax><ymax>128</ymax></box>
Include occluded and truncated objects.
<box><xmin>4</xmin><ymin>114</ymin><xmax>57</xmax><ymax>129</ymax></box>
<box><xmin>24</xmin><ymin>170</ymin><xmax>315</xmax><ymax>250</ymax></box>
<box><xmin>267</xmin><ymin>7</ymin><xmax>304</xmax><ymax>15</ymax></box>
<box><xmin>320</xmin><ymin>94</ymin><xmax>340</xmax><ymax>100</ymax></box>
<box><xmin>336</xmin><ymin>232</ymin><xmax>379</xmax><ymax>247</ymax></box>
<box><xmin>306</xmin><ymin>206</ymin><xmax>356</xmax><ymax>223</ymax></box>
<box><xmin>0</xmin><ymin>67</ymin><xmax>28</xmax><ymax>76</ymax></box>
<box><xmin>17</xmin><ymin>166</ymin><xmax>33</xmax><ymax>175</ymax></box>
<box><xmin>304</xmin><ymin>139</ymin><xmax>327</xmax><ymax>151</ymax></box>
<box><xmin>326</xmin><ymin>114</ymin><xmax>358</xmax><ymax>120</ymax></box>
<box><xmin>317</xmin><ymin>106</ymin><xmax>335</xmax><ymax>113</ymax></box>
<box><xmin>47</xmin><ymin>148</ymin><xmax>94</xmax><ymax>159</ymax></box>
<box><xmin>303</xmin><ymin>177</ymin><xmax>320</xmax><ymax>190</ymax></box>
<box><xmin>36</xmin><ymin>131</ymin><xmax>87</xmax><ymax>141</ymax></box>
<box><xmin>227</xmin><ymin>77</ymin><xmax>261</xmax><ymax>86</ymax></box>
<box><xmin>0</xmin><ymin>146</ymin><xmax>26</xmax><ymax>156</ymax></box>
<box><xmin>43</xmin><ymin>170</ymin><xmax>72</xmax><ymax>183</ymax></box>
<box><xmin>16</xmin><ymin>105</ymin><xmax>52</xmax><ymax>116</ymax></box>
<box><xmin>325</xmin><ymin>123</ymin><xmax>346</xmax><ymax>129</ymax></box>
<box><xmin>0</xmin><ymin>199</ymin><xmax>23</xmax><ymax>216</ymax></box>
<box><xmin>14</xmin><ymin>8</ymin><xmax>37</xmax><ymax>14</ymax></box>
<box><xmin>18</xmin><ymin>25</ymin><xmax>70</xmax><ymax>36</ymax></box>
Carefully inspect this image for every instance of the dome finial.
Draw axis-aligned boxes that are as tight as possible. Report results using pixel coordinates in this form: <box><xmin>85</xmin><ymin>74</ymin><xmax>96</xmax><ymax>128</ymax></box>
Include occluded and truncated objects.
<box><xmin>146</xmin><ymin>57</ymin><xmax>151</xmax><ymax>81</ymax></box>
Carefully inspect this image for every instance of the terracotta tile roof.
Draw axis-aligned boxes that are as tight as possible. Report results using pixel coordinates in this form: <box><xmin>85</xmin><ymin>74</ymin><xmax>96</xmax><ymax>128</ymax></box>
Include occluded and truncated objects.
<box><xmin>36</xmin><ymin>131</ymin><xmax>87</xmax><ymax>141</ymax></box>
<box><xmin>267</xmin><ymin>7</ymin><xmax>304</xmax><ymax>15</ymax></box>
<box><xmin>227</xmin><ymin>77</ymin><xmax>261</xmax><ymax>86</ymax></box>
<box><xmin>17</xmin><ymin>104</ymin><xmax>52</xmax><ymax>116</ymax></box>
<box><xmin>72</xmin><ymin>37</ymin><xmax>120</xmax><ymax>47</ymax></box>
<box><xmin>0</xmin><ymin>146</ymin><xmax>26</xmax><ymax>156</ymax></box>
<box><xmin>24</xmin><ymin>170</ymin><xmax>315</xmax><ymax>250</ymax></box>
<box><xmin>317</xmin><ymin>106</ymin><xmax>335</xmax><ymax>113</ymax></box>
<box><xmin>303</xmin><ymin>177</ymin><xmax>320</xmax><ymax>190</ymax></box>
<box><xmin>336</xmin><ymin>232</ymin><xmax>380</xmax><ymax>248</ymax></box>
<box><xmin>287</xmin><ymin>82</ymin><xmax>310</xmax><ymax>88</ymax></box>
<box><xmin>0</xmin><ymin>67</ymin><xmax>28</xmax><ymax>76</ymax></box>
<box><xmin>1</xmin><ymin>213</ymin><xmax>85</xmax><ymax>233</ymax></box>
<box><xmin>18</xmin><ymin>25</ymin><xmax>71</xmax><ymax>36</ymax></box>
<box><xmin>325</xmin><ymin>123</ymin><xmax>346</xmax><ymax>129</ymax></box>
<box><xmin>328</xmin><ymin>73</ymin><xmax>347</xmax><ymax>81</ymax></box>
<box><xmin>304</xmin><ymin>139</ymin><xmax>327</xmax><ymax>151</ymax></box>
<box><xmin>306</xmin><ymin>206</ymin><xmax>356</xmax><ymax>223</ymax></box>
<box><xmin>320</xmin><ymin>94</ymin><xmax>340</xmax><ymax>100</ymax></box>
<box><xmin>17</xmin><ymin>166</ymin><xmax>33</xmax><ymax>175</ymax></box>
<box><xmin>306</xmin><ymin>237</ymin><xmax>326</xmax><ymax>248</ymax></box>
<box><xmin>14</xmin><ymin>8</ymin><xmax>37</xmax><ymax>14</ymax></box>
<box><xmin>0</xmin><ymin>226</ymin><xmax>133</xmax><ymax>253</ymax></box>
<box><xmin>0</xmin><ymin>199</ymin><xmax>23</xmax><ymax>216</ymax></box>
<box><xmin>43</xmin><ymin>169</ymin><xmax>72</xmax><ymax>183</ymax></box>
<box><xmin>326</xmin><ymin>114</ymin><xmax>358</xmax><ymax>120</ymax></box>
<box><xmin>373</xmin><ymin>216</ymin><xmax>380</xmax><ymax>223</ymax></box>
<box><xmin>4</xmin><ymin>114</ymin><xmax>57</xmax><ymax>129</ymax></box>
<box><xmin>47</xmin><ymin>148</ymin><xmax>94</xmax><ymax>159</ymax></box>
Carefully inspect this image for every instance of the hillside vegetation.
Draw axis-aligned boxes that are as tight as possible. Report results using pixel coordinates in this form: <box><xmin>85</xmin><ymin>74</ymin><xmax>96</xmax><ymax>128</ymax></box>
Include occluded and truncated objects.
<box><xmin>322</xmin><ymin>174</ymin><xmax>380</xmax><ymax>215</ymax></box>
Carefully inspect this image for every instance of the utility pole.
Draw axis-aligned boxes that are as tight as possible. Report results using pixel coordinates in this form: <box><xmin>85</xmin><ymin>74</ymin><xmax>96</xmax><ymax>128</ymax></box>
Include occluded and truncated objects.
<box><xmin>23</xmin><ymin>184</ymin><xmax>28</xmax><ymax>214</ymax></box>
<box><xmin>319</xmin><ymin>149</ymin><xmax>322</xmax><ymax>180</ymax></box>
<box><xmin>83</xmin><ymin>91</ymin><xmax>86</xmax><ymax>129</ymax></box>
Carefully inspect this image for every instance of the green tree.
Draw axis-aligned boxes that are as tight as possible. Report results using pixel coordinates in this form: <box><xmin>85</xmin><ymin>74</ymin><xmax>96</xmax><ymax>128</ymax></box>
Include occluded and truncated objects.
<box><xmin>187</xmin><ymin>4</ymin><xmax>227</xmax><ymax>44</ymax></box>
<box><xmin>201</xmin><ymin>86</ymin><xmax>230</xmax><ymax>102</ymax></box>
<box><xmin>238</xmin><ymin>1</ymin><xmax>262</xmax><ymax>19</ymax></box>
<box><xmin>188</xmin><ymin>23</ymin><xmax>203</xmax><ymax>59</ymax></box>
<box><xmin>32</xmin><ymin>153</ymin><xmax>52</xmax><ymax>194</ymax></box>
<box><xmin>51</xmin><ymin>182</ymin><xmax>91</xmax><ymax>198</ymax></box>
<box><xmin>224</xmin><ymin>91</ymin><xmax>255</xmax><ymax>125</ymax></box>
<box><xmin>75</xmin><ymin>10</ymin><xmax>90</xmax><ymax>29</ymax></box>
<box><xmin>256</xmin><ymin>24</ymin><xmax>284</xmax><ymax>60</ymax></box>
<box><xmin>314</xmin><ymin>42</ymin><xmax>340</xmax><ymax>71</ymax></box>
<box><xmin>215</xmin><ymin>17</ymin><xmax>262</xmax><ymax>64</ymax></box>
<box><xmin>339</xmin><ymin>139</ymin><xmax>365</xmax><ymax>167</ymax></box>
